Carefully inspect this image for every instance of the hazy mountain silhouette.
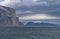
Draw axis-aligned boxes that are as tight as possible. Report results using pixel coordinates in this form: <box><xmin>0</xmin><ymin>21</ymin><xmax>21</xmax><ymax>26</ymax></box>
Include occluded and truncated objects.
<box><xmin>25</xmin><ymin>22</ymin><xmax>59</xmax><ymax>27</ymax></box>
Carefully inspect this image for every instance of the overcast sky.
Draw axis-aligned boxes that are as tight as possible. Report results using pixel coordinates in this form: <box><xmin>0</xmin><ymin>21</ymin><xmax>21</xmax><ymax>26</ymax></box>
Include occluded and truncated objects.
<box><xmin>0</xmin><ymin>0</ymin><xmax>60</xmax><ymax>20</ymax></box>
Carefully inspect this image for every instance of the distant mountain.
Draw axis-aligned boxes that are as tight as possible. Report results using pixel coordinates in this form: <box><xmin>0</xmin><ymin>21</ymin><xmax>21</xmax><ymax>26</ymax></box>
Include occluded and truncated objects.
<box><xmin>25</xmin><ymin>22</ymin><xmax>59</xmax><ymax>27</ymax></box>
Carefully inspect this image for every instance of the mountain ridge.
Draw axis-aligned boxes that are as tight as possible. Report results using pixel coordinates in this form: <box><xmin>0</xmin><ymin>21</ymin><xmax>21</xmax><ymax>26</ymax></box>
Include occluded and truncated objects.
<box><xmin>25</xmin><ymin>22</ymin><xmax>59</xmax><ymax>27</ymax></box>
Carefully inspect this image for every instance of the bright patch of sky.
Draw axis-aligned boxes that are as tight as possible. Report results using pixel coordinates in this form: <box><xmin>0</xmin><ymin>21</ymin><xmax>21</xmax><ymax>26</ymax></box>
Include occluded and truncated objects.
<box><xmin>19</xmin><ymin>14</ymin><xmax>60</xmax><ymax>20</ymax></box>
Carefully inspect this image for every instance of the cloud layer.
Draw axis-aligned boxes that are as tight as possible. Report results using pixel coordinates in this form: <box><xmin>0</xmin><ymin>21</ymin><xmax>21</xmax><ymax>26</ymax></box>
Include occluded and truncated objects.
<box><xmin>0</xmin><ymin>0</ymin><xmax>60</xmax><ymax>19</ymax></box>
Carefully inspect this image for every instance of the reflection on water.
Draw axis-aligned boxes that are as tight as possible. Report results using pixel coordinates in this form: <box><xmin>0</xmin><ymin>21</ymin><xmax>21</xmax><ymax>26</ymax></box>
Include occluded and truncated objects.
<box><xmin>0</xmin><ymin>26</ymin><xmax>60</xmax><ymax>39</ymax></box>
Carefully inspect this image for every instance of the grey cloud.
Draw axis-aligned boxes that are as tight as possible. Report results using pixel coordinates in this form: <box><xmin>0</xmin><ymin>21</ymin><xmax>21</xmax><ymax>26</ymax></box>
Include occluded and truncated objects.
<box><xmin>1</xmin><ymin>0</ymin><xmax>60</xmax><ymax>17</ymax></box>
<box><xmin>0</xmin><ymin>0</ymin><xmax>4</xmax><ymax>2</ymax></box>
<box><xmin>16</xmin><ymin>4</ymin><xmax>60</xmax><ymax>17</ymax></box>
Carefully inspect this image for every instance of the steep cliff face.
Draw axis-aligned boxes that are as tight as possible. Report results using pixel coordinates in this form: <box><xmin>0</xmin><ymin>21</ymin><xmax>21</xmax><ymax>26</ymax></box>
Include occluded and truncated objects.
<box><xmin>0</xmin><ymin>6</ymin><xmax>18</xmax><ymax>25</ymax></box>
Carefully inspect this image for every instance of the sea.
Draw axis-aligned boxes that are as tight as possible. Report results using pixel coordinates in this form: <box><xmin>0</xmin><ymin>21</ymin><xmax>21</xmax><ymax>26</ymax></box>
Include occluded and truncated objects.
<box><xmin>0</xmin><ymin>26</ymin><xmax>60</xmax><ymax>39</ymax></box>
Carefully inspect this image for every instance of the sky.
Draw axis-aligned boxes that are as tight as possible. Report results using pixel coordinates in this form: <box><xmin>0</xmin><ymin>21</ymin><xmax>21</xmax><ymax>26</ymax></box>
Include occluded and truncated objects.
<box><xmin>0</xmin><ymin>0</ymin><xmax>60</xmax><ymax>25</ymax></box>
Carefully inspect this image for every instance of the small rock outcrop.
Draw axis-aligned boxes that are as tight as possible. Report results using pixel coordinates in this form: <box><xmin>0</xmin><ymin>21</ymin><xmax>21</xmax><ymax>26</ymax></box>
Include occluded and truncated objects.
<box><xmin>19</xmin><ymin>22</ymin><xmax>24</xmax><ymax>26</ymax></box>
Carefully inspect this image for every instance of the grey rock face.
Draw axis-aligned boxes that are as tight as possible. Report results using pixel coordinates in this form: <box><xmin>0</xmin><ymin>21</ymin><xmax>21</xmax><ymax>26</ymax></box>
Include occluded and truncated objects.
<box><xmin>0</xmin><ymin>6</ymin><xmax>18</xmax><ymax>25</ymax></box>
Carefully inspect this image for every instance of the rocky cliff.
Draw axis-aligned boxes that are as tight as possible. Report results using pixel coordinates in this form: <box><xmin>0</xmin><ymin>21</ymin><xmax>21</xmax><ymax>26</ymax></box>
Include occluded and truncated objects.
<box><xmin>0</xmin><ymin>6</ymin><xmax>18</xmax><ymax>25</ymax></box>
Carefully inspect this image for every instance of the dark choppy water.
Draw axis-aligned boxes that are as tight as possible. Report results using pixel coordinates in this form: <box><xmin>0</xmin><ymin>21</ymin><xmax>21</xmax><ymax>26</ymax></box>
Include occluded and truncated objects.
<box><xmin>0</xmin><ymin>26</ymin><xmax>60</xmax><ymax>39</ymax></box>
